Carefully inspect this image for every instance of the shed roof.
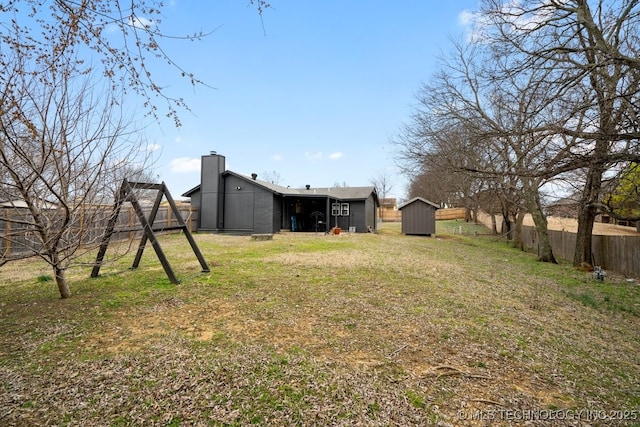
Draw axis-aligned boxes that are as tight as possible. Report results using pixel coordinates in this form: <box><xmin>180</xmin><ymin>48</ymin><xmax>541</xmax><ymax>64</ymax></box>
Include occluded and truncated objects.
<box><xmin>398</xmin><ymin>197</ymin><xmax>440</xmax><ymax>210</ymax></box>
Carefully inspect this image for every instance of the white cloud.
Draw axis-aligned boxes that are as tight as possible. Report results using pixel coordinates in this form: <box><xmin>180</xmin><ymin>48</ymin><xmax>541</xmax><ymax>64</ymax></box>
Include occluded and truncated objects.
<box><xmin>305</xmin><ymin>151</ymin><xmax>323</xmax><ymax>161</ymax></box>
<box><xmin>272</xmin><ymin>154</ymin><xmax>283</xmax><ymax>161</ymax></box>
<box><xmin>147</xmin><ymin>143</ymin><xmax>161</xmax><ymax>152</ymax></box>
<box><xmin>129</xmin><ymin>16</ymin><xmax>153</xmax><ymax>29</ymax></box>
<box><xmin>303</xmin><ymin>151</ymin><xmax>343</xmax><ymax>161</ymax></box>
<box><xmin>459</xmin><ymin>8</ymin><xmax>491</xmax><ymax>43</ymax></box>
<box><xmin>458</xmin><ymin>9</ymin><xmax>475</xmax><ymax>26</ymax></box>
<box><xmin>169</xmin><ymin>157</ymin><xmax>200</xmax><ymax>173</ymax></box>
<box><xmin>461</xmin><ymin>0</ymin><xmax>560</xmax><ymax>44</ymax></box>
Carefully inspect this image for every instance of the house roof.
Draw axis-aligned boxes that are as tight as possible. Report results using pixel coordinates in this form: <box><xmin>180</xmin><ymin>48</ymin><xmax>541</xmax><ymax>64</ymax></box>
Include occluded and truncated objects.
<box><xmin>182</xmin><ymin>171</ymin><xmax>378</xmax><ymax>203</ymax></box>
<box><xmin>288</xmin><ymin>185</ymin><xmax>378</xmax><ymax>201</ymax></box>
<box><xmin>181</xmin><ymin>184</ymin><xmax>201</xmax><ymax>197</ymax></box>
<box><xmin>398</xmin><ymin>197</ymin><xmax>440</xmax><ymax>210</ymax></box>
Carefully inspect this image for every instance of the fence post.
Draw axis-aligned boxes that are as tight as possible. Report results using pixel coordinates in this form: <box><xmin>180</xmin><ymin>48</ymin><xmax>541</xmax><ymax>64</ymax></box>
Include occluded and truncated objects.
<box><xmin>4</xmin><ymin>208</ymin><xmax>11</xmax><ymax>258</ymax></box>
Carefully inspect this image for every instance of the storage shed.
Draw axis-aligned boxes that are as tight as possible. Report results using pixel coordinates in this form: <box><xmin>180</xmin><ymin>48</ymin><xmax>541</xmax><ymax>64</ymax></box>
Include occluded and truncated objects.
<box><xmin>398</xmin><ymin>197</ymin><xmax>439</xmax><ymax>236</ymax></box>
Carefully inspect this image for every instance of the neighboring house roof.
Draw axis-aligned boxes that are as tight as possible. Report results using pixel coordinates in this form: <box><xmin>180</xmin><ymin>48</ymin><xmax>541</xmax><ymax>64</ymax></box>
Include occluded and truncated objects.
<box><xmin>380</xmin><ymin>198</ymin><xmax>397</xmax><ymax>207</ymax></box>
<box><xmin>548</xmin><ymin>195</ymin><xmax>581</xmax><ymax>207</ymax></box>
<box><xmin>181</xmin><ymin>185</ymin><xmax>201</xmax><ymax>198</ymax></box>
<box><xmin>182</xmin><ymin>171</ymin><xmax>378</xmax><ymax>203</ymax></box>
<box><xmin>0</xmin><ymin>199</ymin><xmax>58</xmax><ymax>209</ymax></box>
<box><xmin>545</xmin><ymin>194</ymin><xmax>581</xmax><ymax>218</ymax></box>
<box><xmin>398</xmin><ymin>197</ymin><xmax>440</xmax><ymax>210</ymax></box>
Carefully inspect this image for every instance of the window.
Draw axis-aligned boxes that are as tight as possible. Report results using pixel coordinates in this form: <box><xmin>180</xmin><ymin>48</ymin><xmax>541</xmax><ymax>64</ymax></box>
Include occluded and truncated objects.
<box><xmin>332</xmin><ymin>202</ymin><xmax>350</xmax><ymax>216</ymax></box>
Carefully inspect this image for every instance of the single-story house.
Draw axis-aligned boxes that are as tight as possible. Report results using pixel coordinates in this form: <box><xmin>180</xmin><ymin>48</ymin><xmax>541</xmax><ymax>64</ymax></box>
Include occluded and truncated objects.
<box><xmin>398</xmin><ymin>197</ymin><xmax>440</xmax><ymax>236</ymax></box>
<box><xmin>181</xmin><ymin>152</ymin><xmax>379</xmax><ymax>234</ymax></box>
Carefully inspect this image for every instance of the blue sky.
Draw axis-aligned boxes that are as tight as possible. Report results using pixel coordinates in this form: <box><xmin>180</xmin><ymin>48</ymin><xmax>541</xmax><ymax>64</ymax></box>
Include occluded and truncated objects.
<box><xmin>143</xmin><ymin>1</ymin><xmax>480</xmax><ymax>200</ymax></box>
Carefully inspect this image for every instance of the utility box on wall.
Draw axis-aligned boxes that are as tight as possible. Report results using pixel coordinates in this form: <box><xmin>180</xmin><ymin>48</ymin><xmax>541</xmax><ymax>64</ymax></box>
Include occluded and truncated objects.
<box><xmin>398</xmin><ymin>197</ymin><xmax>439</xmax><ymax>236</ymax></box>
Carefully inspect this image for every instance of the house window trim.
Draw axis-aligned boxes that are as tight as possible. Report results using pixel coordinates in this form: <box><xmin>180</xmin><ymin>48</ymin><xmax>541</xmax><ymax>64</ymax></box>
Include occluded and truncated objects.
<box><xmin>331</xmin><ymin>202</ymin><xmax>350</xmax><ymax>216</ymax></box>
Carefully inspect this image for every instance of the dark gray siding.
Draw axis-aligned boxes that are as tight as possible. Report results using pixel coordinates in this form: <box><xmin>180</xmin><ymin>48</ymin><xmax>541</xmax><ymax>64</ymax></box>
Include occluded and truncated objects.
<box><xmin>401</xmin><ymin>200</ymin><xmax>436</xmax><ymax>235</ymax></box>
<box><xmin>365</xmin><ymin>194</ymin><xmax>377</xmax><ymax>232</ymax></box>
<box><xmin>200</xmin><ymin>154</ymin><xmax>225</xmax><ymax>230</ymax></box>
<box><xmin>200</xmin><ymin>193</ymin><xmax>222</xmax><ymax>231</ymax></box>
<box><xmin>253</xmin><ymin>186</ymin><xmax>274</xmax><ymax>234</ymax></box>
<box><xmin>340</xmin><ymin>200</ymin><xmax>363</xmax><ymax>232</ymax></box>
<box><xmin>272</xmin><ymin>194</ymin><xmax>283</xmax><ymax>232</ymax></box>
<box><xmin>223</xmin><ymin>175</ymin><xmax>254</xmax><ymax>233</ymax></box>
<box><xmin>349</xmin><ymin>201</ymin><xmax>364</xmax><ymax>231</ymax></box>
<box><xmin>220</xmin><ymin>176</ymin><xmax>280</xmax><ymax>234</ymax></box>
<box><xmin>345</xmin><ymin>196</ymin><xmax>377</xmax><ymax>233</ymax></box>
<box><xmin>326</xmin><ymin>197</ymin><xmax>376</xmax><ymax>233</ymax></box>
<box><xmin>189</xmin><ymin>192</ymin><xmax>202</xmax><ymax>229</ymax></box>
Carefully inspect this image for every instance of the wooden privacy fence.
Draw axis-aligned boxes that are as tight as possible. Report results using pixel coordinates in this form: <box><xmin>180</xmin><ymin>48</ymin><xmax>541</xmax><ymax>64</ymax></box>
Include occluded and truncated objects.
<box><xmin>435</xmin><ymin>207</ymin><xmax>466</xmax><ymax>220</ymax></box>
<box><xmin>521</xmin><ymin>226</ymin><xmax>640</xmax><ymax>278</ymax></box>
<box><xmin>0</xmin><ymin>205</ymin><xmax>198</xmax><ymax>261</ymax></box>
<box><xmin>380</xmin><ymin>207</ymin><xmax>466</xmax><ymax>222</ymax></box>
<box><xmin>476</xmin><ymin>211</ymin><xmax>640</xmax><ymax>278</ymax></box>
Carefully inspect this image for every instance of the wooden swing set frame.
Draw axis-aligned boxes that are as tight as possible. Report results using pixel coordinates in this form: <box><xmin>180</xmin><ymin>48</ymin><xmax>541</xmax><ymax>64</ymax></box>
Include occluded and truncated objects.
<box><xmin>91</xmin><ymin>178</ymin><xmax>210</xmax><ymax>283</ymax></box>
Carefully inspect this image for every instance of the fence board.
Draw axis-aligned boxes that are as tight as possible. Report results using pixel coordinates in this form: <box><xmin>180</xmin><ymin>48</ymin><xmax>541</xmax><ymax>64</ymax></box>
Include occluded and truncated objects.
<box><xmin>435</xmin><ymin>208</ymin><xmax>466</xmax><ymax>220</ymax></box>
<box><xmin>0</xmin><ymin>205</ymin><xmax>198</xmax><ymax>261</ymax></box>
<box><xmin>476</xmin><ymin>211</ymin><xmax>639</xmax><ymax>278</ymax></box>
<box><xmin>521</xmin><ymin>225</ymin><xmax>639</xmax><ymax>278</ymax></box>
<box><xmin>380</xmin><ymin>207</ymin><xmax>466</xmax><ymax>222</ymax></box>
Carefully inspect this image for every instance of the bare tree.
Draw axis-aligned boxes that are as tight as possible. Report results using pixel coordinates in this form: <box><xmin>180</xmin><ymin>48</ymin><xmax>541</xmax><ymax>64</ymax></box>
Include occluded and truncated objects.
<box><xmin>395</xmin><ymin>39</ymin><xmax>563</xmax><ymax>261</ymax></box>
<box><xmin>261</xmin><ymin>170</ymin><xmax>283</xmax><ymax>185</ymax></box>
<box><xmin>408</xmin><ymin>165</ymin><xmax>453</xmax><ymax>206</ymax></box>
<box><xmin>370</xmin><ymin>171</ymin><xmax>395</xmax><ymax>221</ymax></box>
<box><xmin>0</xmin><ymin>0</ymin><xmax>270</xmax><ymax>125</ymax></box>
<box><xmin>0</xmin><ymin>47</ymin><xmax>147</xmax><ymax>298</ymax></box>
<box><xmin>0</xmin><ymin>1</ymin><xmax>269</xmax><ymax>298</ymax></box>
<box><xmin>398</xmin><ymin>0</ymin><xmax>640</xmax><ymax>265</ymax></box>
<box><xmin>478</xmin><ymin>0</ymin><xmax>640</xmax><ymax>265</ymax></box>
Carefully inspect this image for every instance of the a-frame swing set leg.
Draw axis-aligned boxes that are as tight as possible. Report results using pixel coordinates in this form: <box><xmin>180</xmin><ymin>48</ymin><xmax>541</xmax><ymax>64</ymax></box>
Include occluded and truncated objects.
<box><xmin>91</xmin><ymin>178</ymin><xmax>209</xmax><ymax>284</ymax></box>
<box><xmin>91</xmin><ymin>185</ymin><xmax>125</xmax><ymax>279</ymax></box>
<box><xmin>131</xmin><ymin>180</ymin><xmax>166</xmax><ymax>270</ymax></box>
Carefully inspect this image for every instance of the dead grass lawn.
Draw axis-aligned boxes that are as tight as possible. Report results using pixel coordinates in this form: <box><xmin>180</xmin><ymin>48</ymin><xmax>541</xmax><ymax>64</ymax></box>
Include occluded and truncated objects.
<box><xmin>1</xmin><ymin>223</ymin><xmax>639</xmax><ymax>426</ymax></box>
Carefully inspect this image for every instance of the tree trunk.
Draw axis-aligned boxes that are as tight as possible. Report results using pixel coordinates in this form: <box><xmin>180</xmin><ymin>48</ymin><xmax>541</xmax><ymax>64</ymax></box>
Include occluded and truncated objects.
<box><xmin>573</xmin><ymin>156</ymin><xmax>605</xmax><ymax>267</ymax></box>
<box><xmin>522</xmin><ymin>181</ymin><xmax>556</xmax><ymax>263</ymax></box>
<box><xmin>53</xmin><ymin>263</ymin><xmax>71</xmax><ymax>299</ymax></box>
<box><xmin>529</xmin><ymin>208</ymin><xmax>556</xmax><ymax>263</ymax></box>
<box><xmin>512</xmin><ymin>210</ymin><xmax>525</xmax><ymax>250</ymax></box>
<box><xmin>574</xmin><ymin>199</ymin><xmax>598</xmax><ymax>267</ymax></box>
<box><xmin>491</xmin><ymin>213</ymin><xmax>497</xmax><ymax>234</ymax></box>
<box><xmin>501</xmin><ymin>205</ymin><xmax>512</xmax><ymax>241</ymax></box>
